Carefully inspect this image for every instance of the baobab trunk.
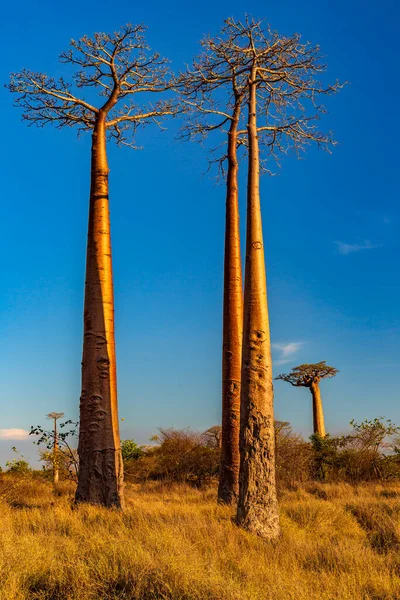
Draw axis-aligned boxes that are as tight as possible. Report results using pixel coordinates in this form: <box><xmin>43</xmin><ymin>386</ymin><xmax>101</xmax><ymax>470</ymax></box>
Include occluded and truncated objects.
<box><xmin>75</xmin><ymin>112</ymin><xmax>124</xmax><ymax>508</ymax></box>
<box><xmin>310</xmin><ymin>380</ymin><xmax>326</xmax><ymax>437</ymax></box>
<box><xmin>218</xmin><ymin>109</ymin><xmax>243</xmax><ymax>505</ymax></box>
<box><xmin>236</xmin><ymin>78</ymin><xmax>280</xmax><ymax>539</ymax></box>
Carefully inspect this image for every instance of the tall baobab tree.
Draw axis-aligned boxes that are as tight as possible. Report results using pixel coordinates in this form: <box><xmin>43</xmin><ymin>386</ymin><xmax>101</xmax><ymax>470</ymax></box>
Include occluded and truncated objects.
<box><xmin>46</xmin><ymin>412</ymin><xmax>64</xmax><ymax>484</ymax></box>
<box><xmin>8</xmin><ymin>24</ymin><xmax>176</xmax><ymax>508</ymax></box>
<box><xmin>276</xmin><ymin>362</ymin><xmax>339</xmax><ymax>437</ymax></box>
<box><xmin>208</xmin><ymin>18</ymin><xmax>343</xmax><ymax>539</ymax></box>
<box><xmin>179</xmin><ymin>28</ymin><xmax>248</xmax><ymax>504</ymax></box>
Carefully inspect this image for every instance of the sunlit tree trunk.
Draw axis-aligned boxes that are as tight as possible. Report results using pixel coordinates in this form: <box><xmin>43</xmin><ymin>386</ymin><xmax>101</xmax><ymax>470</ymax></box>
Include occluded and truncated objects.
<box><xmin>236</xmin><ymin>77</ymin><xmax>280</xmax><ymax>539</ymax></box>
<box><xmin>310</xmin><ymin>379</ymin><xmax>326</xmax><ymax>437</ymax></box>
<box><xmin>218</xmin><ymin>108</ymin><xmax>243</xmax><ymax>505</ymax></box>
<box><xmin>75</xmin><ymin>112</ymin><xmax>124</xmax><ymax>508</ymax></box>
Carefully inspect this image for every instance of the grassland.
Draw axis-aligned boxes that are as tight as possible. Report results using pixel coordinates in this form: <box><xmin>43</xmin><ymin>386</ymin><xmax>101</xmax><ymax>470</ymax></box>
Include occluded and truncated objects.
<box><xmin>1</xmin><ymin>478</ymin><xmax>400</xmax><ymax>599</ymax></box>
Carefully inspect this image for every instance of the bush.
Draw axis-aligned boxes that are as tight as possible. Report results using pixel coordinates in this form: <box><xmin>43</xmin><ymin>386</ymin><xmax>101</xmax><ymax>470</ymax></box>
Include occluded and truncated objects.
<box><xmin>275</xmin><ymin>421</ymin><xmax>313</xmax><ymax>488</ymax></box>
<box><xmin>125</xmin><ymin>418</ymin><xmax>400</xmax><ymax>489</ymax></box>
<box><xmin>5</xmin><ymin>447</ymin><xmax>31</xmax><ymax>474</ymax></box>
<box><xmin>124</xmin><ymin>428</ymin><xmax>220</xmax><ymax>487</ymax></box>
<box><xmin>121</xmin><ymin>439</ymin><xmax>144</xmax><ymax>461</ymax></box>
<box><xmin>39</xmin><ymin>448</ymin><xmax>79</xmax><ymax>481</ymax></box>
<box><xmin>309</xmin><ymin>418</ymin><xmax>400</xmax><ymax>483</ymax></box>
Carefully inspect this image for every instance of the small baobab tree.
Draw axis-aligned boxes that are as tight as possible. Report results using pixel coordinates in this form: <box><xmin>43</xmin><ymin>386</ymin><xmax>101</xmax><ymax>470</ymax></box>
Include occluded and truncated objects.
<box><xmin>46</xmin><ymin>412</ymin><xmax>65</xmax><ymax>484</ymax></box>
<box><xmin>211</xmin><ymin>17</ymin><xmax>343</xmax><ymax>539</ymax></box>
<box><xmin>179</xmin><ymin>26</ymin><xmax>248</xmax><ymax>504</ymax></box>
<box><xmin>30</xmin><ymin>418</ymin><xmax>79</xmax><ymax>481</ymax></box>
<box><xmin>8</xmin><ymin>24</ymin><xmax>176</xmax><ymax>508</ymax></box>
<box><xmin>276</xmin><ymin>362</ymin><xmax>339</xmax><ymax>436</ymax></box>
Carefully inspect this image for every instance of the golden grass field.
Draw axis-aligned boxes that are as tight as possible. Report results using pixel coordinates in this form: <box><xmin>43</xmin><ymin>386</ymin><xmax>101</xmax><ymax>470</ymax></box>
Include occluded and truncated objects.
<box><xmin>1</xmin><ymin>478</ymin><xmax>400</xmax><ymax>599</ymax></box>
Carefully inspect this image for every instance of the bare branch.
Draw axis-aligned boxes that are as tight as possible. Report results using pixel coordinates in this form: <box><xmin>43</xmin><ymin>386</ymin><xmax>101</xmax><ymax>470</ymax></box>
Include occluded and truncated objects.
<box><xmin>8</xmin><ymin>23</ymin><xmax>177</xmax><ymax>142</ymax></box>
<box><xmin>178</xmin><ymin>22</ymin><xmax>250</xmax><ymax>170</ymax></box>
<box><xmin>223</xmin><ymin>18</ymin><xmax>344</xmax><ymax>164</ymax></box>
<box><xmin>178</xmin><ymin>17</ymin><xmax>343</xmax><ymax>174</ymax></box>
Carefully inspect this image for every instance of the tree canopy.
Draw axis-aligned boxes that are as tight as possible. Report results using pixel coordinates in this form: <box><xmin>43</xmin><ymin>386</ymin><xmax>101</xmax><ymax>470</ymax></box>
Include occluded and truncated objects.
<box><xmin>179</xmin><ymin>17</ymin><xmax>343</xmax><ymax>174</ymax></box>
<box><xmin>276</xmin><ymin>361</ymin><xmax>339</xmax><ymax>387</ymax></box>
<box><xmin>7</xmin><ymin>23</ymin><xmax>176</xmax><ymax>147</ymax></box>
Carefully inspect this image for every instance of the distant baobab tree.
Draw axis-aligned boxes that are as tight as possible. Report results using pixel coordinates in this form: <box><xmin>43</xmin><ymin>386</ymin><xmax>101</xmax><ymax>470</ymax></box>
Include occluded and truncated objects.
<box><xmin>207</xmin><ymin>17</ymin><xmax>342</xmax><ymax>540</ymax></box>
<box><xmin>276</xmin><ymin>362</ymin><xmax>339</xmax><ymax>437</ymax></box>
<box><xmin>30</xmin><ymin>418</ymin><xmax>79</xmax><ymax>481</ymax></box>
<box><xmin>46</xmin><ymin>412</ymin><xmax>64</xmax><ymax>484</ymax></box>
<box><xmin>179</xmin><ymin>25</ymin><xmax>248</xmax><ymax>505</ymax></box>
<box><xmin>8</xmin><ymin>24</ymin><xmax>176</xmax><ymax>508</ymax></box>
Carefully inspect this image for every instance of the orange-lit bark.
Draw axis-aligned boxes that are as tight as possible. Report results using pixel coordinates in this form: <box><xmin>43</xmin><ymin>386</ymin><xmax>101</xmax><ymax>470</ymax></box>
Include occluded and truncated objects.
<box><xmin>236</xmin><ymin>77</ymin><xmax>280</xmax><ymax>539</ymax></box>
<box><xmin>310</xmin><ymin>379</ymin><xmax>326</xmax><ymax>437</ymax></box>
<box><xmin>218</xmin><ymin>108</ymin><xmax>243</xmax><ymax>505</ymax></box>
<box><xmin>75</xmin><ymin>112</ymin><xmax>124</xmax><ymax>507</ymax></box>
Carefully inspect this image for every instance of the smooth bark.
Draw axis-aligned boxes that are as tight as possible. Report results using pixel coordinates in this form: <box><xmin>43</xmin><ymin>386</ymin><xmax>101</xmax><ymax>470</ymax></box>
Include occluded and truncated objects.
<box><xmin>75</xmin><ymin>113</ymin><xmax>124</xmax><ymax>508</ymax></box>
<box><xmin>310</xmin><ymin>379</ymin><xmax>326</xmax><ymax>437</ymax></box>
<box><xmin>218</xmin><ymin>108</ymin><xmax>243</xmax><ymax>505</ymax></box>
<box><xmin>236</xmin><ymin>78</ymin><xmax>280</xmax><ymax>539</ymax></box>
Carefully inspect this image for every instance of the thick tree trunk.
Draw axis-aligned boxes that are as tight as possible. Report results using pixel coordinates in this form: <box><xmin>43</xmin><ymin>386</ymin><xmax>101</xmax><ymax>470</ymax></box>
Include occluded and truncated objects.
<box><xmin>53</xmin><ymin>418</ymin><xmax>59</xmax><ymax>485</ymax></box>
<box><xmin>310</xmin><ymin>380</ymin><xmax>326</xmax><ymax>437</ymax></box>
<box><xmin>75</xmin><ymin>113</ymin><xmax>124</xmax><ymax>508</ymax></box>
<box><xmin>236</xmin><ymin>79</ymin><xmax>280</xmax><ymax>540</ymax></box>
<box><xmin>218</xmin><ymin>109</ymin><xmax>243</xmax><ymax>505</ymax></box>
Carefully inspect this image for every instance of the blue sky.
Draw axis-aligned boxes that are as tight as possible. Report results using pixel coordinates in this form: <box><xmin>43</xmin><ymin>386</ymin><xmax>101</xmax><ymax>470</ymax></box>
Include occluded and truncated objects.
<box><xmin>0</xmin><ymin>0</ymin><xmax>399</xmax><ymax>466</ymax></box>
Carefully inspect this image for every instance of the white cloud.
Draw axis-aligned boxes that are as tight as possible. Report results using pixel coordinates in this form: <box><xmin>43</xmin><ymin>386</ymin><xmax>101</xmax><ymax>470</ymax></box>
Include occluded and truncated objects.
<box><xmin>272</xmin><ymin>342</ymin><xmax>304</xmax><ymax>366</ymax></box>
<box><xmin>334</xmin><ymin>240</ymin><xmax>381</xmax><ymax>256</ymax></box>
<box><xmin>0</xmin><ymin>429</ymin><xmax>30</xmax><ymax>440</ymax></box>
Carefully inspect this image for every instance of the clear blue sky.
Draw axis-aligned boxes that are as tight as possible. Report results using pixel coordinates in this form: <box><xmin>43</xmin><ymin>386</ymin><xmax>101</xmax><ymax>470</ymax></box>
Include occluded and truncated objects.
<box><xmin>1</xmin><ymin>0</ymin><xmax>399</xmax><ymax>466</ymax></box>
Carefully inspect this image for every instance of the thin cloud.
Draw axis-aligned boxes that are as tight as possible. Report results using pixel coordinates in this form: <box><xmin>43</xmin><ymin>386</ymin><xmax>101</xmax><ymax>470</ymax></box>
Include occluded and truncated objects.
<box><xmin>272</xmin><ymin>342</ymin><xmax>304</xmax><ymax>366</ymax></box>
<box><xmin>334</xmin><ymin>240</ymin><xmax>381</xmax><ymax>256</ymax></box>
<box><xmin>0</xmin><ymin>428</ymin><xmax>29</xmax><ymax>440</ymax></box>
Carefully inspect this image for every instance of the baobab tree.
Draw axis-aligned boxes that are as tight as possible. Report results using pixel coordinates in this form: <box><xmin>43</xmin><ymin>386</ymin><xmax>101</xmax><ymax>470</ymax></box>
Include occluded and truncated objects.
<box><xmin>8</xmin><ymin>24</ymin><xmax>175</xmax><ymax>507</ymax></box>
<box><xmin>276</xmin><ymin>362</ymin><xmax>339</xmax><ymax>437</ymax></box>
<box><xmin>179</xmin><ymin>27</ymin><xmax>249</xmax><ymax>504</ymax></box>
<box><xmin>46</xmin><ymin>412</ymin><xmax>64</xmax><ymax>484</ymax></box>
<box><xmin>204</xmin><ymin>18</ymin><xmax>342</xmax><ymax>539</ymax></box>
<box><xmin>30</xmin><ymin>418</ymin><xmax>79</xmax><ymax>481</ymax></box>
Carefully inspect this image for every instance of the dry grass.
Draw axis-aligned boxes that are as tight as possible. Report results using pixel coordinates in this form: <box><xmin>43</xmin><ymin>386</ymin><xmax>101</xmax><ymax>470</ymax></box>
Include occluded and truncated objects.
<box><xmin>1</xmin><ymin>477</ymin><xmax>400</xmax><ymax>599</ymax></box>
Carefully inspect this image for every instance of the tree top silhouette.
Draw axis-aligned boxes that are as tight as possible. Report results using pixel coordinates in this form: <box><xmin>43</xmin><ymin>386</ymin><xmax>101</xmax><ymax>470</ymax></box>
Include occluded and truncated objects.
<box><xmin>276</xmin><ymin>361</ymin><xmax>339</xmax><ymax>387</ymax></box>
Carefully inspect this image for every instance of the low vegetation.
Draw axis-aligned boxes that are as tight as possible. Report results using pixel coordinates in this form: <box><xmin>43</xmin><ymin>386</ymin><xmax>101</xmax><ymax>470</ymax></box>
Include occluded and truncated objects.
<box><xmin>2</xmin><ymin>419</ymin><xmax>398</xmax><ymax>598</ymax></box>
<box><xmin>1</xmin><ymin>477</ymin><xmax>400</xmax><ymax>599</ymax></box>
<box><xmin>121</xmin><ymin>418</ymin><xmax>400</xmax><ymax>489</ymax></box>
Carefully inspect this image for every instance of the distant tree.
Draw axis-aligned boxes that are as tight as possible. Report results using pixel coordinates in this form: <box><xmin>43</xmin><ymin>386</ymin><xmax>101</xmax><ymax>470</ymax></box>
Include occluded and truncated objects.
<box><xmin>337</xmin><ymin>418</ymin><xmax>400</xmax><ymax>481</ymax></box>
<box><xmin>309</xmin><ymin>418</ymin><xmax>400</xmax><ymax>482</ymax></box>
<box><xmin>39</xmin><ymin>447</ymin><xmax>79</xmax><ymax>481</ymax></box>
<box><xmin>345</xmin><ymin>418</ymin><xmax>399</xmax><ymax>454</ymax></box>
<box><xmin>9</xmin><ymin>24</ymin><xmax>176</xmax><ymax>508</ymax></box>
<box><xmin>179</xmin><ymin>26</ymin><xmax>247</xmax><ymax>505</ymax></box>
<box><xmin>30</xmin><ymin>418</ymin><xmax>79</xmax><ymax>481</ymax></box>
<box><xmin>5</xmin><ymin>447</ymin><xmax>31</xmax><ymax>474</ymax></box>
<box><xmin>276</xmin><ymin>362</ymin><xmax>339</xmax><ymax>437</ymax></box>
<box><xmin>202</xmin><ymin>426</ymin><xmax>222</xmax><ymax>449</ymax></box>
<box><xmin>46</xmin><ymin>412</ymin><xmax>64</xmax><ymax>484</ymax></box>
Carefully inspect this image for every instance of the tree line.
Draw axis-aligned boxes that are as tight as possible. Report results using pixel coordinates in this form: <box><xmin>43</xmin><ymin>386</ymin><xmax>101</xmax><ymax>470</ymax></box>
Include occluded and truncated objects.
<box><xmin>5</xmin><ymin>417</ymin><xmax>400</xmax><ymax>492</ymax></box>
<box><xmin>8</xmin><ymin>17</ymin><xmax>343</xmax><ymax>540</ymax></box>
